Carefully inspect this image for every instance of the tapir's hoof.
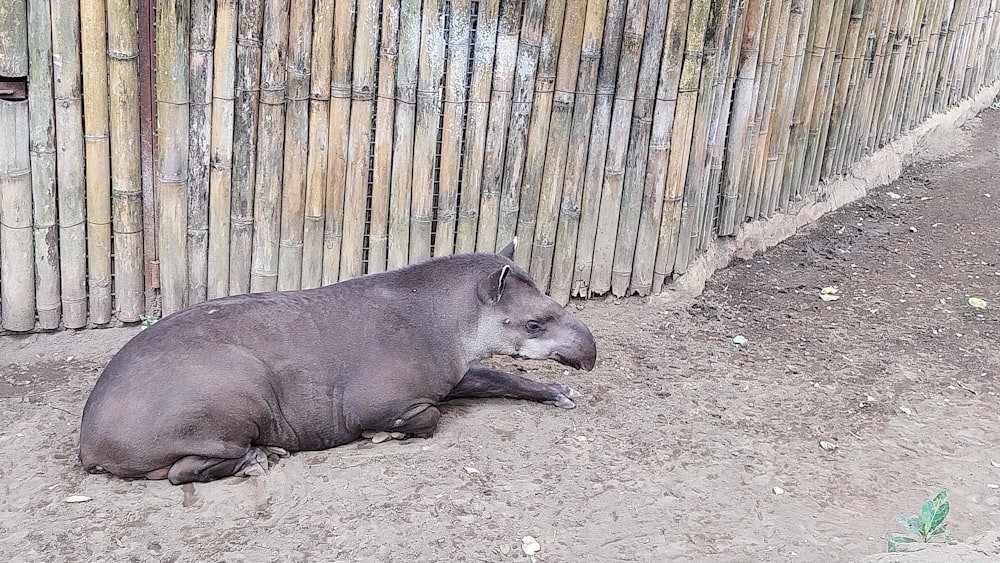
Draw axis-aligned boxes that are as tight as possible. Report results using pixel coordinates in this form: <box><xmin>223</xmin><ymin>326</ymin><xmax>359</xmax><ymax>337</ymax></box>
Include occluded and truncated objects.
<box><xmin>235</xmin><ymin>447</ymin><xmax>269</xmax><ymax>478</ymax></box>
<box><xmin>544</xmin><ymin>384</ymin><xmax>580</xmax><ymax>409</ymax></box>
<box><xmin>262</xmin><ymin>446</ymin><xmax>290</xmax><ymax>458</ymax></box>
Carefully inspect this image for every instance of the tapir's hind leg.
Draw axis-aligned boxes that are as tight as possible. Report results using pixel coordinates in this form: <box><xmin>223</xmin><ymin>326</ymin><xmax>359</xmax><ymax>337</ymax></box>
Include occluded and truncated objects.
<box><xmin>444</xmin><ymin>364</ymin><xmax>580</xmax><ymax>408</ymax></box>
<box><xmin>165</xmin><ymin>446</ymin><xmax>269</xmax><ymax>485</ymax></box>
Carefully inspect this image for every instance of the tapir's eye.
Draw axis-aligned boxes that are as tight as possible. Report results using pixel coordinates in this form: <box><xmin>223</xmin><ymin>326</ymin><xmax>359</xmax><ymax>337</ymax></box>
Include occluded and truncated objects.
<box><xmin>524</xmin><ymin>320</ymin><xmax>543</xmax><ymax>334</ymax></box>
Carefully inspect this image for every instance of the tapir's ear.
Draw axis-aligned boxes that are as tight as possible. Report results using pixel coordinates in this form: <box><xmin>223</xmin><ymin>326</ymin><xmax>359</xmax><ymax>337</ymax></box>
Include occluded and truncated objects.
<box><xmin>497</xmin><ymin>237</ymin><xmax>517</xmax><ymax>260</ymax></box>
<box><xmin>480</xmin><ymin>265</ymin><xmax>511</xmax><ymax>304</ymax></box>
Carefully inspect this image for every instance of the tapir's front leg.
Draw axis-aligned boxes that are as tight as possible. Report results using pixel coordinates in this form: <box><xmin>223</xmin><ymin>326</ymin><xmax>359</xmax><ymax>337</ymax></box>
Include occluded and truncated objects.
<box><xmin>444</xmin><ymin>364</ymin><xmax>580</xmax><ymax>408</ymax></box>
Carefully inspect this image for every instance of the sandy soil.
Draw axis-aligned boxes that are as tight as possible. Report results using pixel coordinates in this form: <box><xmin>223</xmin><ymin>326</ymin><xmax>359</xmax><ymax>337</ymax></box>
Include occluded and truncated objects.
<box><xmin>2</xmin><ymin>109</ymin><xmax>999</xmax><ymax>562</ymax></box>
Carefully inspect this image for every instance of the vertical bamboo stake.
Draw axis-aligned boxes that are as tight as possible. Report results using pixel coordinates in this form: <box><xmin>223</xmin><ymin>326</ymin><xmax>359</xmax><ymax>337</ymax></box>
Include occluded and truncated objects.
<box><xmin>207</xmin><ymin>0</ymin><xmax>238</xmax><ymax>299</ymax></box>
<box><xmin>230</xmin><ymin>0</ymin><xmax>264</xmax><ymax>294</ymax></box>
<box><xmin>249</xmin><ymin>0</ymin><xmax>288</xmax><ymax>293</ymax></box>
<box><xmin>495</xmin><ymin>0</ymin><xmax>547</xmax><ymax>257</ymax></box>
<box><xmin>905</xmin><ymin>0</ymin><xmax>945</xmax><ymax>131</ymax></box>
<box><xmin>80</xmin><ymin>0</ymin><xmax>113</xmax><ymax>323</ymax></box>
<box><xmin>821</xmin><ymin>0</ymin><xmax>866</xmax><ymax>179</ymax></box>
<box><xmin>387</xmin><ymin>0</ymin><xmax>418</xmax><ymax>269</ymax></box>
<box><xmin>872</xmin><ymin>0</ymin><xmax>910</xmax><ymax>150</ymax></box>
<box><xmin>50</xmin><ymin>0</ymin><xmax>89</xmax><ymax>327</ymax></box>
<box><xmin>626</xmin><ymin>0</ymin><xmax>688</xmax><ymax>297</ymax></box>
<box><xmin>455</xmin><ymin>0</ymin><xmax>501</xmax><ymax>255</ymax></box>
<box><xmin>475</xmin><ymin>0</ymin><xmax>523</xmax><ymax>253</ymax></box>
<box><xmin>0</xmin><ymin>0</ymin><xmax>28</xmax><ymax>73</ymax></box>
<box><xmin>341</xmin><ymin>0</ymin><xmax>378</xmax><ymax>277</ymax></box>
<box><xmin>156</xmin><ymin>0</ymin><xmax>191</xmax><ymax>315</ymax></box>
<box><xmin>367</xmin><ymin>0</ymin><xmax>401</xmax><ymax>269</ymax></box>
<box><xmin>187</xmin><ymin>0</ymin><xmax>214</xmax><ymax>305</ymax></box>
<box><xmin>323</xmin><ymin>0</ymin><xmax>355</xmax><ymax>283</ymax></box>
<box><xmin>571</xmin><ymin>0</ymin><xmax>627</xmax><ymax>296</ymax></box>
<box><xmin>277</xmin><ymin>0</ymin><xmax>313</xmax><ymax>290</ymax></box>
<box><xmin>609</xmin><ymin>0</ymin><xmax>665</xmax><ymax>296</ymax></box>
<box><xmin>651</xmin><ymin>0</ymin><xmax>711</xmax><ymax>293</ymax></box>
<box><xmin>834</xmin><ymin>0</ymin><xmax>880</xmax><ymax>177</ymax></box>
<box><xmin>718</xmin><ymin>0</ymin><xmax>768</xmax><ymax>235</ymax></box>
<box><xmin>433</xmin><ymin>0</ymin><xmax>472</xmax><ymax>258</ymax></box>
<box><xmin>852</xmin><ymin>0</ymin><xmax>894</xmax><ymax>166</ymax></box>
<box><xmin>302</xmin><ymin>0</ymin><xmax>335</xmax><ymax>288</ymax></box>
<box><xmin>805</xmin><ymin>0</ymin><xmax>851</xmax><ymax>187</ymax></box>
<box><xmin>108</xmin><ymin>0</ymin><xmax>146</xmax><ymax>322</ymax></box>
<box><xmin>27</xmin><ymin>0</ymin><xmax>61</xmax><ymax>329</ymax></box>
<box><xmin>528</xmin><ymin>0</ymin><xmax>589</xmax><ymax>291</ymax></box>
<box><xmin>512</xmin><ymin>0</ymin><xmax>569</xmax><ymax>267</ymax></box>
<box><xmin>0</xmin><ymin>101</ymin><xmax>34</xmax><ymax>331</ymax></box>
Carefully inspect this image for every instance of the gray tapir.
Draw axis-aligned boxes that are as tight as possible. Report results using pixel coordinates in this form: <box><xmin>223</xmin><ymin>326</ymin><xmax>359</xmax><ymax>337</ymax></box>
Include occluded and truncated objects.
<box><xmin>79</xmin><ymin>240</ymin><xmax>597</xmax><ymax>485</ymax></box>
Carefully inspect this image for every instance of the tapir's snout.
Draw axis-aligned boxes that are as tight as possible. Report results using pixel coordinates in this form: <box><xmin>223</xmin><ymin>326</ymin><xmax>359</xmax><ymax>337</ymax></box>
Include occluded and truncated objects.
<box><xmin>551</xmin><ymin>318</ymin><xmax>597</xmax><ymax>371</ymax></box>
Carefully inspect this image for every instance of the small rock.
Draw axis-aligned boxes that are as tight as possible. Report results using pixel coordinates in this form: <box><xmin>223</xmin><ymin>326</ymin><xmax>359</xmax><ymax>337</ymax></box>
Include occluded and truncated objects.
<box><xmin>988</xmin><ymin>483</ymin><xmax>999</xmax><ymax>489</ymax></box>
<box><xmin>464</xmin><ymin>467</ymin><xmax>480</xmax><ymax>474</ymax></box>
<box><xmin>65</xmin><ymin>495</ymin><xmax>93</xmax><ymax>503</ymax></box>
<box><xmin>773</xmin><ymin>486</ymin><xmax>785</xmax><ymax>495</ymax></box>
<box><xmin>521</xmin><ymin>536</ymin><xmax>541</xmax><ymax>556</ymax></box>
<box><xmin>899</xmin><ymin>406</ymin><xmax>912</xmax><ymax>415</ymax></box>
<box><xmin>819</xmin><ymin>440</ymin><xmax>839</xmax><ymax>451</ymax></box>
<box><xmin>499</xmin><ymin>544</ymin><xmax>511</xmax><ymax>555</ymax></box>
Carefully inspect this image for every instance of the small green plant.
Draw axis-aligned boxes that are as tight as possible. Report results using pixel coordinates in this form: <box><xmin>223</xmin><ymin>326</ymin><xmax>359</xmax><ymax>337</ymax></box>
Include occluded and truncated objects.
<box><xmin>139</xmin><ymin>314</ymin><xmax>158</xmax><ymax>326</ymax></box>
<box><xmin>888</xmin><ymin>490</ymin><xmax>950</xmax><ymax>552</ymax></box>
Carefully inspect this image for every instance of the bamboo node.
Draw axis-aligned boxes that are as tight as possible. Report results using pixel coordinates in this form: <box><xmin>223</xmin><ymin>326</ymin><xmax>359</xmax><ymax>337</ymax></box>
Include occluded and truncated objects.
<box><xmin>278</xmin><ymin>240</ymin><xmax>304</xmax><ymax>249</ymax></box>
<box><xmin>108</xmin><ymin>50</ymin><xmax>139</xmax><ymax>61</ymax></box>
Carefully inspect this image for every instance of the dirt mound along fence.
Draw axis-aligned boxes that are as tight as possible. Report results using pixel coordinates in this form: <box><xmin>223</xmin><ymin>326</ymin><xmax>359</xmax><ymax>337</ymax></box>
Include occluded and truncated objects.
<box><xmin>1</xmin><ymin>0</ymin><xmax>999</xmax><ymax>331</ymax></box>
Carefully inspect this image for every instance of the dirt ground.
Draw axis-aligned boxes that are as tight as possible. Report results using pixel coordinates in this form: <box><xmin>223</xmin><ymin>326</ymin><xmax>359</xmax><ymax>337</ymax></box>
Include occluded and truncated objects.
<box><xmin>1</xmin><ymin>109</ymin><xmax>999</xmax><ymax>562</ymax></box>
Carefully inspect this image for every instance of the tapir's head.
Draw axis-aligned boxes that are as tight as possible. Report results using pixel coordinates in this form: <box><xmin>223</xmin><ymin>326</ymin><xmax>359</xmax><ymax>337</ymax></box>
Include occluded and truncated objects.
<box><xmin>473</xmin><ymin>240</ymin><xmax>597</xmax><ymax>371</ymax></box>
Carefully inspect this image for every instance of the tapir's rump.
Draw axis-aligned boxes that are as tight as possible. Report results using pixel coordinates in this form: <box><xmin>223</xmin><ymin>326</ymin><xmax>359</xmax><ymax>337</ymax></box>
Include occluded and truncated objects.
<box><xmin>79</xmin><ymin>242</ymin><xmax>597</xmax><ymax>484</ymax></box>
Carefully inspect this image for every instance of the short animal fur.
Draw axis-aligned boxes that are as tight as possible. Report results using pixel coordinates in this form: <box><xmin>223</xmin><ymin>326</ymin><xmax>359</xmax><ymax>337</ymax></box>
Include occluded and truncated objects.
<box><xmin>79</xmin><ymin>241</ymin><xmax>597</xmax><ymax>484</ymax></box>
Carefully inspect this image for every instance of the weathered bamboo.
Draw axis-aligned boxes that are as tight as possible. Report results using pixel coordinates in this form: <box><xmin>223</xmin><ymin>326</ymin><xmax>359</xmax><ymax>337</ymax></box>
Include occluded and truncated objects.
<box><xmin>625</xmin><ymin>0</ymin><xmax>688</xmax><ymax>297</ymax></box>
<box><xmin>387</xmin><ymin>0</ymin><xmax>418</xmax><ymax>269</ymax></box>
<box><xmin>433</xmin><ymin>0</ymin><xmax>472</xmax><ymax>258</ymax></box>
<box><xmin>512</xmin><ymin>0</ymin><xmax>569</xmax><ymax>267</ymax></box>
<box><xmin>821</xmin><ymin>0</ymin><xmax>866</xmax><ymax>179</ymax></box>
<box><xmin>323</xmin><ymin>0</ymin><xmax>354</xmax><ymax>283</ymax></box>
<box><xmin>0</xmin><ymin>101</ymin><xmax>34</xmax><ymax>331</ymax></box>
<box><xmin>207</xmin><ymin>0</ymin><xmax>238</xmax><ymax>299</ymax></box>
<box><xmin>528</xmin><ymin>0</ymin><xmax>588</xmax><ymax>290</ymax></box>
<box><xmin>719</xmin><ymin>0</ymin><xmax>768</xmax><ymax>235</ymax></box>
<box><xmin>229</xmin><ymin>0</ymin><xmax>264</xmax><ymax>294</ymax></box>
<box><xmin>51</xmin><ymin>0</ymin><xmax>89</xmax><ymax>327</ymax></box>
<box><xmin>834</xmin><ymin>0</ymin><xmax>881</xmax><ymax>176</ymax></box>
<box><xmin>905</xmin><ymin>0</ymin><xmax>946</xmax><ymax>131</ymax></box>
<box><xmin>187</xmin><ymin>0</ymin><xmax>214</xmax><ymax>305</ymax></box>
<box><xmin>476</xmin><ymin>0</ymin><xmax>523</xmax><ymax>253</ymax></box>
<box><xmin>609</xmin><ymin>0</ymin><xmax>665</xmax><ymax>296</ymax></box>
<box><xmin>851</xmin><ymin>0</ymin><xmax>894</xmax><ymax>166</ymax></box>
<box><xmin>407</xmin><ymin>0</ymin><xmax>445</xmax><ymax>262</ymax></box>
<box><xmin>494</xmin><ymin>0</ymin><xmax>546</xmax><ymax>256</ymax></box>
<box><xmin>80</xmin><ymin>0</ymin><xmax>113</xmax><ymax>323</ymax></box>
<box><xmin>107</xmin><ymin>0</ymin><xmax>146</xmax><ymax>322</ymax></box>
<box><xmin>301</xmin><ymin>0</ymin><xmax>335</xmax><ymax>288</ymax></box>
<box><xmin>156</xmin><ymin>0</ymin><xmax>191</xmax><ymax>316</ymax></box>
<box><xmin>249</xmin><ymin>0</ymin><xmax>288</xmax><ymax>293</ymax></box>
<box><xmin>277</xmin><ymin>0</ymin><xmax>313</xmax><ymax>290</ymax></box>
<box><xmin>651</xmin><ymin>0</ymin><xmax>711</xmax><ymax>293</ymax></box>
<box><xmin>806</xmin><ymin>0</ymin><xmax>852</xmax><ymax>187</ymax></box>
<box><xmin>888</xmin><ymin>0</ymin><xmax>921</xmax><ymax>141</ymax></box>
<box><xmin>367</xmin><ymin>0</ymin><xmax>401</xmax><ymax>269</ymax></box>
<box><xmin>0</xmin><ymin>0</ymin><xmax>27</xmax><ymax>75</ymax></box>
<box><xmin>455</xmin><ymin>0</ymin><xmax>502</xmax><ymax>254</ymax></box>
<box><xmin>341</xmin><ymin>0</ymin><xmax>378</xmax><ymax>277</ymax></box>
<box><xmin>571</xmin><ymin>0</ymin><xmax>627</xmax><ymax>296</ymax></box>
<box><xmin>871</xmin><ymin>0</ymin><xmax>909</xmax><ymax>150</ymax></box>
<box><xmin>26</xmin><ymin>0</ymin><xmax>61</xmax><ymax>329</ymax></box>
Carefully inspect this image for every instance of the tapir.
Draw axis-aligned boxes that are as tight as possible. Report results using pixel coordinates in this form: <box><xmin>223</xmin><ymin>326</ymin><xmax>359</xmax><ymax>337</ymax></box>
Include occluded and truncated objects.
<box><xmin>79</xmin><ymin>240</ymin><xmax>597</xmax><ymax>485</ymax></box>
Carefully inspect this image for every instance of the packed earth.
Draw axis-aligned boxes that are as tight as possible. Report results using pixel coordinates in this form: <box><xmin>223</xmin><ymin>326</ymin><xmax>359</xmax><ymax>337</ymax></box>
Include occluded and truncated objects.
<box><xmin>2</xmin><ymin>109</ymin><xmax>999</xmax><ymax>562</ymax></box>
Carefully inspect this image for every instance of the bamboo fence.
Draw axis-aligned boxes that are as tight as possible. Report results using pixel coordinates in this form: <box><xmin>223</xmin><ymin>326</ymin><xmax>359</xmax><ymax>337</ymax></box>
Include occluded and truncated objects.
<box><xmin>3</xmin><ymin>0</ymin><xmax>1000</xmax><ymax>329</ymax></box>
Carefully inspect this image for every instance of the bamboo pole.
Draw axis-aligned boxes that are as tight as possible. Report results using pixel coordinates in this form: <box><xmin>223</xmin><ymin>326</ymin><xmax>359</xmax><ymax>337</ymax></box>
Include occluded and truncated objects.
<box><xmin>528</xmin><ymin>0</ymin><xmax>588</xmax><ymax>291</ymax></box>
<box><xmin>512</xmin><ymin>0</ymin><xmax>569</xmax><ymax>267</ymax></box>
<box><xmin>625</xmin><ymin>0</ymin><xmax>688</xmax><ymax>297</ymax></box>
<box><xmin>834</xmin><ymin>0</ymin><xmax>880</xmax><ymax>177</ymax></box>
<box><xmin>80</xmin><ymin>0</ymin><xmax>113</xmax><ymax>323</ymax></box>
<box><xmin>433</xmin><ymin>0</ymin><xmax>472</xmax><ymax>258</ymax></box>
<box><xmin>475</xmin><ymin>0</ymin><xmax>523</xmax><ymax>253</ymax></box>
<box><xmin>852</xmin><ymin>0</ymin><xmax>894</xmax><ymax>166</ymax></box>
<box><xmin>107</xmin><ymin>0</ymin><xmax>146</xmax><ymax>322</ymax></box>
<box><xmin>0</xmin><ymin>102</ymin><xmax>34</xmax><ymax>331</ymax></box>
<box><xmin>207</xmin><ymin>0</ymin><xmax>238</xmax><ymax>298</ymax></box>
<box><xmin>301</xmin><ymin>0</ymin><xmax>335</xmax><ymax>288</ymax></box>
<box><xmin>821</xmin><ymin>0</ymin><xmax>866</xmax><ymax>179</ymax></box>
<box><xmin>571</xmin><ymin>0</ymin><xmax>627</xmax><ymax>296</ymax></box>
<box><xmin>156</xmin><ymin>0</ymin><xmax>191</xmax><ymax>315</ymax></box>
<box><xmin>718</xmin><ymin>0</ymin><xmax>768</xmax><ymax>235</ymax></box>
<box><xmin>746</xmin><ymin>0</ymin><xmax>789</xmax><ymax>220</ymax></box>
<box><xmin>229</xmin><ymin>0</ymin><xmax>264</xmax><ymax>294</ymax></box>
<box><xmin>51</xmin><ymin>0</ymin><xmax>89</xmax><ymax>327</ymax></box>
<box><xmin>249</xmin><ymin>0</ymin><xmax>288</xmax><ymax>293</ymax></box>
<box><xmin>341</xmin><ymin>0</ymin><xmax>378</xmax><ymax>277</ymax></box>
<box><xmin>455</xmin><ymin>0</ymin><xmax>501</xmax><ymax>255</ymax></box>
<box><xmin>806</xmin><ymin>0</ymin><xmax>852</xmax><ymax>187</ymax></box>
<box><xmin>277</xmin><ymin>0</ymin><xmax>313</xmax><ymax>290</ymax></box>
<box><xmin>387</xmin><ymin>0</ymin><xmax>418</xmax><ymax>269</ymax></box>
<box><xmin>888</xmin><ymin>0</ymin><xmax>921</xmax><ymax>140</ymax></box>
<box><xmin>26</xmin><ymin>0</ymin><xmax>61</xmax><ymax>329</ymax></box>
<box><xmin>367</xmin><ymin>0</ymin><xmax>400</xmax><ymax>269</ymax></box>
<box><xmin>906</xmin><ymin>0</ymin><xmax>947</xmax><ymax>131</ymax></box>
<box><xmin>609</xmin><ymin>0</ymin><xmax>664</xmax><ymax>296</ymax></box>
<box><xmin>187</xmin><ymin>0</ymin><xmax>214</xmax><ymax>305</ymax></box>
<box><xmin>0</xmin><ymin>0</ymin><xmax>27</xmax><ymax>75</ymax></box>
<box><xmin>496</xmin><ymin>0</ymin><xmax>553</xmax><ymax>262</ymax></box>
<box><xmin>323</xmin><ymin>0</ymin><xmax>354</xmax><ymax>283</ymax></box>
<box><xmin>872</xmin><ymin>0</ymin><xmax>910</xmax><ymax>150</ymax></box>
